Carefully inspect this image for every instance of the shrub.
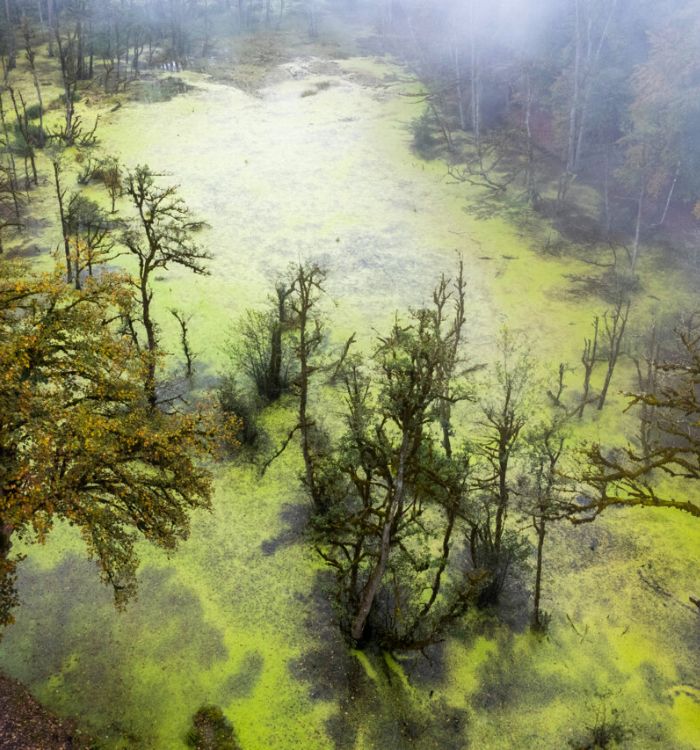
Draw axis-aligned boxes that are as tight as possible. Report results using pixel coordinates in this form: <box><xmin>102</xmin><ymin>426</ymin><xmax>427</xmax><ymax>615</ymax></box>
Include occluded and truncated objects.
<box><xmin>186</xmin><ymin>705</ymin><xmax>240</xmax><ymax>750</ymax></box>
<box><xmin>411</xmin><ymin>110</ymin><xmax>438</xmax><ymax>156</ymax></box>
<box><xmin>231</xmin><ymin>304</ymin><xmax>294</xmax><ymax>403</ymax></box>
<box><xmin>218</xmin><ymin>374</ymin><xmax>260</xmax><ymax>448</ymax></box>
<box><xmin>24</xmin><ymin>103</ymin><xmax>43</xmax><ymax>120</ymax></box>
<box><xmin>570</xmin><ymin>702</ymin><xmax>630</xmax><ymax>750</ymax></box>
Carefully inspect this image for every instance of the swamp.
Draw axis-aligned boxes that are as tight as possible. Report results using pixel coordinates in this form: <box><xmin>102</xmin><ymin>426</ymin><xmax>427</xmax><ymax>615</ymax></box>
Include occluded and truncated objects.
<box><xmin>0</xmin><ymin>1</ymin><xmax>699</xmax><ymax>749</ymax></box>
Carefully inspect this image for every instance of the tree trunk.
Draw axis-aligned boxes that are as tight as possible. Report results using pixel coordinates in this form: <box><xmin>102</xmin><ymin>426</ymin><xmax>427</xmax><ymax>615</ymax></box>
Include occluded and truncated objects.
<box><xmin>141</xmin><ymin>278</ymin><xmax>157</xmax><ymax>407</ymax></box>
<box><xmin>493</xmin><ymin>423</ymin><xmax>511</xmax><ymax>555</ymax></box>
<box><xmin>4</xmin><ymin>0</ymin><xmax>16</xmax><ymax>70</ymax></box>
<box><xmin>268</xmin><ymin>285</ymin><xmax>287</xmax><ymax>400</ymax></box>
<box><xmin>532</xmin><ymin>519</ymin><xmax>545</xmax><ymax>628</ymax></box>
<box><xmin>350</xmin><ymin>430</ymin><xmax>412</xmax><ymax>643</ymax></box>
<box><xmin>74</xmin><ymin>238</ymin><xmax>81</xmax><ymax>290</ymax></box>
<box><xmin>578</xmin><ymin>316</ymin><xmax>599</xmax><ymax>419</ymax></box>
<box><xmin>52</xmin><ymin>160</ymin><xmax>73</xmax><ymax>283</ymax></box>
<box><xmin>31</xmin><ymin>71</ymin><xmax>45</xmax><ymax>148</ymax></box>
<box><xmin>631</xmin><ymin>177</ymin><xmax>645</xmax><ymax>271</ymax></box>
<box><xmin>469</xmin><ymin>7</ymin><xmax>481</xmax><ymax>150</ymax></box>
<box><xmin>524</xmin><ymin>67</ymin><xmax>535</xmax><ymax>201</ymax></box>
<box><xmin>603</xmin><ymin>144</ymin><xmax>611</xmax><ymax>234</ymax></box>
<box><xmin>298</xmin><ymin>302</ymin><xmax>316</xmax><ymax>504</ymax></box>
<box><xmin>597</xmin><ymin>301</ymin><xmax>630</xmax><ymax>410</ymax></box>
<box><xmin>0</xmin><ymin>93</ymin><xmax>20</xmax><ymax>219</ymax></box>
<box><xmin>0</xmin><ymin>520</ymin><xmax>11</xmax><ymax>560</ymax></box>
<box><xmin>47</xmin><ymin>0</ymin><xmax>54</xmax><ymax>56</ymax></box>
<box><xmin>419</xmin><ymin>499</ymin><xmax>457</xmax><ymax>619</ymax></box>
<box><xmin>653</xmin><ymin>161</ymin><xmax>680</xmax><ymax>229</ymax></box>
<box><xmin>566</xmin><ymin>0</ymin><xmax>582</xmax><ymax>175</ymax></box>
<box><xmin>454</xmin><ymin>43</ymin><xmax>466</xmax><ymax>131</ymax></box>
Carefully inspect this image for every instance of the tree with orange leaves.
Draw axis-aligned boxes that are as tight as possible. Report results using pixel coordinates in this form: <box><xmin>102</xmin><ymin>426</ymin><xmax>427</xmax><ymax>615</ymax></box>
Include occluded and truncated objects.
<box><xmin>0</xmin><ymin>261</ymin><xmax>214</xmax><ymax>631</ymax></box>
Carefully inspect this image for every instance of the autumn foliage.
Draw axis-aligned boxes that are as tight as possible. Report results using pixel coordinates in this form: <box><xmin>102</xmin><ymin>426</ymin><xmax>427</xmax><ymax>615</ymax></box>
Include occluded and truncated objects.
<box><xmin>0</xmin><ymin>262</ymin><xmax>214</xmax><ymax>627</ymax></box>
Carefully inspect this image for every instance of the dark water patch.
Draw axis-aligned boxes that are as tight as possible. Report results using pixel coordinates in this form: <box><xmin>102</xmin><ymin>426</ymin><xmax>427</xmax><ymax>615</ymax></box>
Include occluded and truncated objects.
<box><xmin>129</xmin><ymin>76</ymin><xmax>193</xmax><ymax>104</ymax></box>
<box><xmin>394</xmin><ymin>642</ymin><xmax>448</xmax><ymax>689</ymax></box>
<box><xmin>1</xmin><ymin>556</ymin><xmax>229</xmax><ymax>747</ymax></box>
<box><xmin>130</xmin><ymin>567</ymin><xmax>229</xmax><ymax>668</ymax></box>
<box><xmin>344</xmin><ymin>674</ymin><xmax>469</xmax><ymax>750</ymax></box>
<box><xmin>471</xmin><ymin>631</ymin><xmax>564</xmax><ymax>714</ymax></box>
<box><xmin>288</xmin><ymin>572</ymin><xmax>356</xmax><ymax>701</ymax></box>
<box><xmin>5</xmin><ymin>242</ymin><xmax>43</xmax><ymax>259</ymax></box>
<box><xmin>260</xmin><ymin>502</ymin><xmax>309</xmax><ymax>556</ymax></box>
<box><xmin>223</xmin><ymin>651</ymin><xmax>264</xmax><ymax>699</ymax></box>
<box><xmin>491</xmin><ymin>571</ymin><xmax>533</xmax><ymax>634</ymax></box>
<box><xmin>288</xmin><ymin>571</ymin><xmax>470</xmax><ymax>749</ymax></box>
<box><xmin>638</xmin><ymin>662</ymin><xmax>672</xmax><ymax>705</ymax></box>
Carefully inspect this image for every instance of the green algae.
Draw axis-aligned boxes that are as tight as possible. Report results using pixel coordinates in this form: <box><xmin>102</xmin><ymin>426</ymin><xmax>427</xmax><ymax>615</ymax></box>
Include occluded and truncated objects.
<box><xmin>0</xmin><ymin>35</ymin><xmax>699</xmax><ymax>750</ymax></box>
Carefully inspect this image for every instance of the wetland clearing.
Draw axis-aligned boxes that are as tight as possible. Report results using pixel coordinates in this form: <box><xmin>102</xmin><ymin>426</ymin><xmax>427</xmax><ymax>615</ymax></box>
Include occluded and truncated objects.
<box><xmin>0</xmin><ymin>3</ymin><xmax>699</xmax><ymax>749</ymax></box>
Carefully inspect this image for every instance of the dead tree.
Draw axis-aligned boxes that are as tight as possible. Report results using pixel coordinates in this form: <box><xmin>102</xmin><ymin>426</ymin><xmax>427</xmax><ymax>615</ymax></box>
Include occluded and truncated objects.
<box><xmin>54</xmin><ymin>21</ymin><xmax>80</xmax><ymax>145</ymax></box>
<box><xmin>520</xmin><ymin>419</ymin><xmax>572</xmax><ymax>631</ymax></box>
<box><xmin>8</xmin><ymin>87</ymin><xmax>38</xmax><ymax>186</ymax></box>
<box><xmin>289</xmin><ymin>262</ymin><xmax>327</xmax><ymax>508</ymax></box>
<box><xmin>3</xmin><ymin>0</ymin><xmax>15</xmax><ymax>70</ymax></box>
<box><xmin>171</xmin><ymin>309</ymin><xmax>196</xmax><ymax>379</ymax></box>
<box><xmin>580</xmin><ymin>325</ymin><xmax>700</xmax><ymax>522</ymax></box>
<box><xmin>21</xmin><ymin>18</ymin><xmax>45</xmax><ymax>148</ymax></box>
<box><xmin>51</xmin><ymin>155</ymin><xmax>73</xmax><ymax>283</ymax></box>
<box><xmin>547</xmin><ymin>362</ymin><xmax>571</xmax><ymax>408</ymax></box>
<box><xmin>65</xmin><ymin>193</ymin><xmax>118</xmax><ymax>288</ymax></box>
<box><xmin>597</xmin><ymin>298</ymin><xmax>631</xmax><ymax>410</ymax></box>
<box><xmin>578</xmin><ymin>316</ymin><xmax>599</xmax><ymax>418</ymax></box>
<box><xmin>0</xmin><ymin>92</ymin><xmax>21</xmax><ymax>220</ymax></box>
<box><xmin>122</xmin><ymin>165</ymin><xmax>210</xmax><ymax>406</ymax></box>
<box><xmin>630</xmin><ymin>320</ymin><xmax>661</xmax><ymax>459</ymax></box>
<box><xmin>268</xmin><ymin>282</ymin><xmax>293</xmax><ymax>400</ymax></box>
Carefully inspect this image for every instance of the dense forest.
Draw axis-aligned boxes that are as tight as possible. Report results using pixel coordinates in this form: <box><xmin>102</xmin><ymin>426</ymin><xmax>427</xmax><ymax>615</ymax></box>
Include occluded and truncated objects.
<box><xmin>0</xmin><ymin>1</ymin><xmax>698</xmax><ymax>749</ymax></box>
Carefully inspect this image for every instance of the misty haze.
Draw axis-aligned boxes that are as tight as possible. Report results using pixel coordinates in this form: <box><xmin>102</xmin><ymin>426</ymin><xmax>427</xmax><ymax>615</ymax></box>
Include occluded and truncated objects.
<box><xmin>0</xmin><ymin>1</ymin><xmax>698</xmax><ymax>749</ymax></box>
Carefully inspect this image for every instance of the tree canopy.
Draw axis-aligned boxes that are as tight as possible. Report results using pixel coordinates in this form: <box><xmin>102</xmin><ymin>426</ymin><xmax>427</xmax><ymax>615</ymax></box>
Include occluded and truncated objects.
<box><xmin>0</xmin><ymin>262</ymin><xmax>213</xmax><ymax>628</ymax></box>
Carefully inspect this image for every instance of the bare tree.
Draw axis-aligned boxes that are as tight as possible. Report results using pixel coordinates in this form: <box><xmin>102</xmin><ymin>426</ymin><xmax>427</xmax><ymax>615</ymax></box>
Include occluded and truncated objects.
<box><xmin>519</xmin><ymin>419</ymin><xmax>573</xmax><ymax>631</ymax></box>
<box><xmin>21</xmin><ymin>18</ymin><xmax>45</xmax><ymax>148</ymax></box>
<box><xmin>547</xmin><ymin>362</ymin><xmax>571</xmax><ymax>408</ymax></box>
<box><xmin>54</xmin><ymin>20</ymin><xmax>80</xmax><ymax>144</ymax></box>
<box><xmin>122</xmin><ymin>165</ymin><xmax>210</xmax><ymax>406</ymax></box>
<box><xmin>578</xmin><ymin>315</ymin><xmax>599</xmax><ymax>418</ymax></box>
<box><xmin>50</xmin><ymin>153</ymin><xmax>73</xmax><ymax>283</ymax></box>
<box><xmin>597</xmin><ymin>297</ymin><xmax>631</xmax><ymax>410</ymax></box>
<box><xmin>65</xmin><ymin>193</ymin><xmax>118</xmax><ymax>288</ymax></box>
<box><xmin>469</xmin><ymin>329</ymin><xmax>531</xmax><ymax>606</ymax></box>
<box><xmin>171</xmin><ymin>308</ymin><xmax>196</xmax><ymax>379</ymax></box>
<box><xmin>580</xmin><ymin>324</ymin><xmax>700</xmax><ymax>521</ymax></box>
<box><xmin>3</xmin><ymin>0</ymin><xmax>16</xmax><ymax>70</ymax></box>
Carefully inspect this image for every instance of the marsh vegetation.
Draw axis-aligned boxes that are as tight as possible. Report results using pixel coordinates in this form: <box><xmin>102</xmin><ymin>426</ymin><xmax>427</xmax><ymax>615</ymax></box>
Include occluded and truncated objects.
<box><xmin>0</xmin><ymin>1</ymin><xmax>699</xmax><ymax>748</ymax></box>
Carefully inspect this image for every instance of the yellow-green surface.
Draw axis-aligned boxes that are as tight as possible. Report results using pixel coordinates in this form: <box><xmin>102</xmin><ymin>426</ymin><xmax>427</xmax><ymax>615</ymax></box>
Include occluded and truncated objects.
<box><xmin>0</xmin><ymin>31</ymin><xmax>698</xmax><ymax>750</ymax></box>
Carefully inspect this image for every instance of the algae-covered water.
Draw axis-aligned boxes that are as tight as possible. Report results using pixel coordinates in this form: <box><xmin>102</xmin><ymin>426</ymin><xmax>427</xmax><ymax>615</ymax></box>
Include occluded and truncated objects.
<box><xmin>1</xmin><ymin>37</ymin><xmax>698</xmax><ymax>750</ymax></box>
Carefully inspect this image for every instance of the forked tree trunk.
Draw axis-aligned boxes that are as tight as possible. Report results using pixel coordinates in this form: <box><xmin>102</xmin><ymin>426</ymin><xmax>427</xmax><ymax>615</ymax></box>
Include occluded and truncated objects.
<box><xmin>350</xmin><ymin>430</ymin><xmax>412</xmax><ymax>642</ymax></box>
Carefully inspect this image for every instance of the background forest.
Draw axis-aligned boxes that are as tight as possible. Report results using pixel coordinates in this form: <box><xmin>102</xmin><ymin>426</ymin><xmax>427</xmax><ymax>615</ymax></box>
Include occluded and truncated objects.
<box><xmin>0</xmin><ymin>1</ymin><xmax>699</xmax><ymax>749</ymax></box>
